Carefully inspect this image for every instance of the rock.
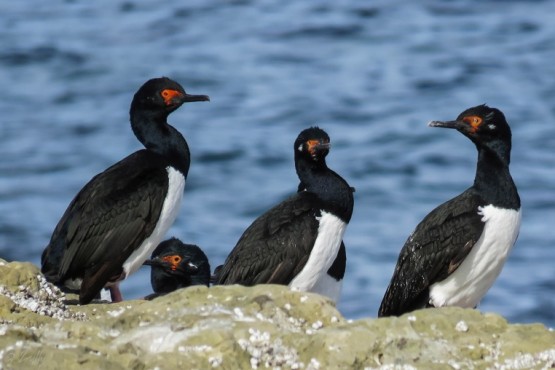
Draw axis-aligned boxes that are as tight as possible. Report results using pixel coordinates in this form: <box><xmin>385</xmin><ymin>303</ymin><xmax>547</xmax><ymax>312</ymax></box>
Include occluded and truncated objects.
<box><xmin>0</xmin><ymin>259</ymin><xmax>554</xmax><ymax>369</ymax></box>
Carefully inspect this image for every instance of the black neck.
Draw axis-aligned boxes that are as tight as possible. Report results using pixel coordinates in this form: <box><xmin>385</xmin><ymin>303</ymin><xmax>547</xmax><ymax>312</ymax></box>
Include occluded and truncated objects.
<box><xmin>153</xmin><ymin>270</ymin><xmax>210</xmax><ymax>293</ymax></box>
<box><xmin>473</xmin><ymin>144</ymin><xmax>520</xmax><ymax>209</ymax></box>
<box><xmin>130</xmin><ymin>109</ymin><xmax>190</xmax><ymax>176</ymax></box>
<box><xmin>190</xmin><ymin>273</ymin><xmax>211</xmax><ymax>287</ymax></box>
<box><xmin>295</xmin><ymin>156</ymin><xmax>354</xmax><ymax>222</ymax></box>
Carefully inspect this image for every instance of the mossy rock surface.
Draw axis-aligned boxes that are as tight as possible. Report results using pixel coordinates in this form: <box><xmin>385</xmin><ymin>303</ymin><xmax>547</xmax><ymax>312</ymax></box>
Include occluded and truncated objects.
<box><xmin>0</xmin><ymin>260</ymin><xmax>554</xmax><ymax>369</ymax></box>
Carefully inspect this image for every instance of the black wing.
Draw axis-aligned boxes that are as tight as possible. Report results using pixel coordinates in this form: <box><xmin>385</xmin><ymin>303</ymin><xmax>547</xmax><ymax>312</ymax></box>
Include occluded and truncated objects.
<box><xmin>378</xmin><ymin>190</ymin><xmax>485</xmax><ymax>317</ymax></box>
<box><xmin>215</xmin><ymin>192</ymin><xmax>321</xmax><ymax>286</ymax></box>
<box><xmin>41</xmin><ymin>150</ymin><xmax>169</xmax><ymax>303</ymax></box>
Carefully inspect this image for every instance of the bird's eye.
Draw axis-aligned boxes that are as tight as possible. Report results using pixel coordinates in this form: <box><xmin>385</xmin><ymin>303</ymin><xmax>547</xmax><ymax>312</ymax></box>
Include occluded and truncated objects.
<box><xmin>173</xmin><ymin>256</ymin><xmax>182</xmax><ymax>264</ymax></box>
<box><xmin>161</xmin><ymin>90</ymin><xmax>170</xmax><ymax>98</ymax></box>
<box><xmin>463</xmin><ymin>115</ymin><xmax>483</xmax><ymax>130</ymax></box>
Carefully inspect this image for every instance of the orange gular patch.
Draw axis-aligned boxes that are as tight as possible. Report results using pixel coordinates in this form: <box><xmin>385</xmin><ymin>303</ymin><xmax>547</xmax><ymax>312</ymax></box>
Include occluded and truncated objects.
<box><xmin>161</xmin><ymin>89</ymin><xmax>183</xmax><ymax>106</ymax></box>
<box><xmin>162</xmin><ymin>255</ymin><xmax>182</xmax><ymax>271</ymax></box>
<box><xmin>463</xmin><ymin>115</ymin><xmax>483</xmax><ymax>133</ymax></box>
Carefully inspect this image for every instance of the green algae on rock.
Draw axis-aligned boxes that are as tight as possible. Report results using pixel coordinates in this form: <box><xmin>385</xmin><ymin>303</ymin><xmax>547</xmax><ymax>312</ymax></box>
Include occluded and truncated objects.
<box><xmin>0</xmin><ymin>260</ymin><xmax>554</xmax><ymax>369</ymax></box>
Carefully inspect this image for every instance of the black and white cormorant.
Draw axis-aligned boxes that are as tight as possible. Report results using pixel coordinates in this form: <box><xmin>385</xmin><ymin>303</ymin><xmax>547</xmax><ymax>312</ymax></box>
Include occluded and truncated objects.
<box><xmin>143</xmin><ymin>237</ymin><xmax>211</xmax><ymax>300</ymax></box>
<box><xmin>215</xmin><ymin>127</ymin><xmax>354</xmax><ymax>303</ymax></box>
<box><xmin>378</xmin><ymin>105</ymin><xmax>521</xmax><ymax>317</ymax></box>
<box><xmin>40</xmin><ymin>77</ymin><xmax>209</xmax><ymax>304</ymax></box>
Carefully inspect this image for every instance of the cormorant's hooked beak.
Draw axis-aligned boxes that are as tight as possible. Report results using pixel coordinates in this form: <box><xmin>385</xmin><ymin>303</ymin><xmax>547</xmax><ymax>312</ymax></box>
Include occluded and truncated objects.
<box><xmin>428</xmin><ymin>120</ymin><xmax>462</xmax><ymax>129</ymax></box>
<box><xmin>143</xmin><ymin>257</ymin><xmax>199</xmax><ymax>275</ymax></box>
<box><xmin>143</xmin><ymin>257</ymin><xmax>164</xmax><ymax>268</ymax></box>
<box><xmin>307</xmin><ymin>140</ymin><xmax>331</xmax><ymax>160</ymax></box>
<box><xmin>181</xmin><ymin>93</ymin><xmax>210</xmax><ymax>103</ymax></box>
<box><xmin>162</xmin><ymin>90</ymin><xmax>209</xmax><ymax>107</ymax></box>
<box><xmin>315</xmin><ymin>142</ymin><xmax>331</xmax><ymax>150</ymax></box>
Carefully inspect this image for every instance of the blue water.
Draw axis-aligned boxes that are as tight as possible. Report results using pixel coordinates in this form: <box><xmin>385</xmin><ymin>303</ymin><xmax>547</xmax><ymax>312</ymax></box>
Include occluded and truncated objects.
<box><xmin>1</xmin><ymin>1</ymin><xmax>554</xmax><ymax>327</ymax></box>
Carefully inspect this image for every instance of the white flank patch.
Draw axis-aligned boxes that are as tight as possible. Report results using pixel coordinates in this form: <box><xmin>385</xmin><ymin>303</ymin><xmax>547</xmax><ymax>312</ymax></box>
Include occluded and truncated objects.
<box><xmin>311</xmin><ymin>274</ymin><xmax>343</xmax><ymax>303</ymax></box>
<box><xmin>289</xmin><ymin>211</ymin><xmax>346</xmax><ymax>302</ymax></box>
<box><xmin>430</xmin><ymin>205</ymin><xmax>521</xmax><ymax>308</ymax></box>
<box><xmin>122</xmin><ymin>167</ymin><xmax>185</xmax><ymax>277</ymax></box>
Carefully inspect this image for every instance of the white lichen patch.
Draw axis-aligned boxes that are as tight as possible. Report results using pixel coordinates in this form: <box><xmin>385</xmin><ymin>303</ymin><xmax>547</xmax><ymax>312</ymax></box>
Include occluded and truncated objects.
<box><xmin>0</xmin><ymin>274</ymin><xmax>86</xmax><ymax>321</ymax></box>
<box><xmin>112</xmin><ymin>323</ymin><xmax>196</xmax><ymax>353</ymax></box>
<box><xmin>287</xmin><ymin>315</ymin><xmax>307</xmax><ymax>329</ymax></box>
<box><xmin>311</xmin><ymin>320</ymin><xmax>323</xmax><ymax>330</ymax></box>
<box><xmin>209</xmin><ymin>355</ymin><xmax>223</xmax><ymax>367</ymax></box>
<box><xmin>500</xmin><ymin>348</ymin><xmax>555</xmax><ymax>369</ymax></box>
<box><xmin>106</xmin><ymin>306</ymin><xmax>127</xmax><ymax>318</ymax></box>
<box><xmin>455</xmin><ymin>320</ymin><xmax>469</xmax><ymax>332</ymax></box>
<box><xmin>177</xmin><ymin>345</ymin><xmax>212</xmax><ymax>353</ymax></box>
<box><xmin>234</xmin><ymin>307</ymin><xmax>244</xmax><ymax>318</ymax></box>
<box><xmin>56</xmin><ymin>343</ymin><xmax>78</xmax><ymax>350</ymax></box>
<box><xmin>0</xmin><ymin>324</ymin><xmax>9</xmax><ymax>336</ymax></box>
<box><xmin>365</xmin><ymin>365</ymin><xmax>418</xmax><ymax>370</ymax></box>
<box><xmin>237</xmin><ymin>328</ymin><xmax>304</xmax><ymax>369</ymax></box>
<box><xmin>226</xmin><ymin>307</ymin><xmax>257</xmax><ymax>323</ymax></box>
<box><xmin>308</xmin><ymin>358</ymin><xmax>321</xmax><ymax>370</ymax></box>
<box><xmin>107</xmin><ymin>329</ymin><xmax>121</xmax><ymax>337</ymax></box>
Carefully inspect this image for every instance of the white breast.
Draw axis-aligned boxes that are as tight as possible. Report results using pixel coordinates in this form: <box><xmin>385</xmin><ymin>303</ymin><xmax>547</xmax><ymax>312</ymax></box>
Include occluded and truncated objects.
<box><xmin>122</xmin><ymin>167</ymin><xmax>185</xmax><ymax>277</ymax></box>
<box><xmin>289</xmin><ymin>211</ymin><xmax>346</xmax><ymax>303</ymax></box>
<box><xmin>430</xmin><ymin>205</ymin><xmax>521</xmax><ymax>308</ymax></box>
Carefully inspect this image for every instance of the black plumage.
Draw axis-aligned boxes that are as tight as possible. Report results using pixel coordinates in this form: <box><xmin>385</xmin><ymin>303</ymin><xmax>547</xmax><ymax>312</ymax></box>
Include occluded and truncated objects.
<box><xmin>41</xmin><ymin>77</ymin><xmax>209</xmax><ymax>304</ymax></box>
<box><xmin>379</xmin><ymin>105</ymin><xmax>520</xmax><ymax>317</ymax></box>
<box><xmin>215</xmin><ymin>127</ymin><xmax>354</xmax><ymax>301</ymax></box>
<box><xmin>296</xmin><ymin>181</ymin><xmax>349</xmax><ymax>284</ymax></box>
<box><xmin>144</xmin><ymin>237</ymin><xmax>210</xmax><ymax>300</ymax></box>
<box><xmin>327</xmin><ymin>241</ymin><xmax>347</xmax><ymax>281</ymax></box>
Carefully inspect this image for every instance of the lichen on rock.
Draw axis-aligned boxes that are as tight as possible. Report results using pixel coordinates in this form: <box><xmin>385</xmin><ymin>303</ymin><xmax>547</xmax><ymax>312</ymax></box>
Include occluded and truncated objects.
<box><xmin>0</xmin><ymin>259</ymin><xmax>86</xmax><ymax>323</ymax></box>
<box><xmin>0</xmin><ymin>259</ymin><xmax>554</xmax><ymax>369</ymax></box>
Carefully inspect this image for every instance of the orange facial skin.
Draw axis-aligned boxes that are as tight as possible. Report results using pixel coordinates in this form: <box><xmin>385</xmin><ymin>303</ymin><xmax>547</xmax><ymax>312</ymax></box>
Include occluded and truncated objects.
<box><xmin>161</xmin><ymin>89</ymin><xmax>184</xmax><ymax>106</ymax></box>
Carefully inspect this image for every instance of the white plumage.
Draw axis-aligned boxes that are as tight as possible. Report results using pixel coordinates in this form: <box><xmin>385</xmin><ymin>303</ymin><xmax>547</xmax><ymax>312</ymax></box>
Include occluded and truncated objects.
<box><xmin>289</xmin><ymin>211</ymin><xmax>346</xmax><ymax>302</ymax></box>
<box><xmin>122</xmin><ymin>167</ymin><xmax>185</xmax><ymax>277</ymax></box>
<box><xmin>430</xmin><ymin>205</ymin><xmax>521</xmax><ymax>308</ymax></box>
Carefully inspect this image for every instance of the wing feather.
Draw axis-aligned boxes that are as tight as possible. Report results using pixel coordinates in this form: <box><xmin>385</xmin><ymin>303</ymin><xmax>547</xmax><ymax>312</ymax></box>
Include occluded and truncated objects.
<box><xmin>41</xmin><ymin>150</ymin><xmax>170</xmax><ymax>299</ymax></box>
<box><xmin>216</xmin><ymin>192</ymin><xmax>320</xmax><ymax>286</ymax></box>
<box><xmin>378</xmin><ymin>190</ymin><xmax>485</xmax><ymax>317</ymax></box>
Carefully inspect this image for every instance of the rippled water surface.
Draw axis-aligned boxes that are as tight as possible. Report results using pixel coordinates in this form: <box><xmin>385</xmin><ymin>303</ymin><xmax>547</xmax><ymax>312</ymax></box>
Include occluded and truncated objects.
<box><xmin>1</xmin><ymin>1</ymin><xmax>554</xmax><ymax>326</ymax></box>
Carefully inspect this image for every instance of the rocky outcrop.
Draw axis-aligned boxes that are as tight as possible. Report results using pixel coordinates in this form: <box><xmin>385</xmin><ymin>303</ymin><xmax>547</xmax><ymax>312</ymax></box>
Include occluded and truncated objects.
<box><xmin>0</xmin><ymin>259</ymin><xmax>553</xmax><ymax>369</ymax></box>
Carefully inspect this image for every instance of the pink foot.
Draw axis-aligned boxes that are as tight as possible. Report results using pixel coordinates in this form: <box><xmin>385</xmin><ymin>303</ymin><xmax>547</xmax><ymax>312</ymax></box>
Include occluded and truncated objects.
<box><xmin>110</xmin><ymin>284</ymin><xmax>123</xmax><ymax>302</ymax></box>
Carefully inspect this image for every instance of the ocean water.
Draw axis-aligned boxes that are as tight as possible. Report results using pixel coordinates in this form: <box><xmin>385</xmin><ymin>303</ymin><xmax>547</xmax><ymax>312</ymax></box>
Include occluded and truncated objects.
<box><xmin>1</xmin><ymin>0</ymin><xmax>554</xmax><ymax>327</ymax></box>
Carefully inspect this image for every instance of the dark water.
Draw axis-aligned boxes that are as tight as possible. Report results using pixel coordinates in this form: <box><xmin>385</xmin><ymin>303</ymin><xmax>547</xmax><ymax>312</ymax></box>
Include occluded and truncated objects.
<box><xmin>1</xmin><ymin>1</ymin><xmax>554</xmax><ymax>327</ymax></box>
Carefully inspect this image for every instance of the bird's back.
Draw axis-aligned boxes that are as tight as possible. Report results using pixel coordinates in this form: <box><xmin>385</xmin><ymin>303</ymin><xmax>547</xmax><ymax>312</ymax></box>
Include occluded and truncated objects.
<box><xmin>41</xmin><ymin>150</ymin><xmax>169</xmax><ymax>285</ymax></box>
<box><xmin>379</xmin><ymin>188</ymin><xmax>485</xmax><ymax>316</ymax></box>
<box><xmin>216</xmin><ymin>192</ymin><xmax>321</xmax><ymax>286</ymax></box>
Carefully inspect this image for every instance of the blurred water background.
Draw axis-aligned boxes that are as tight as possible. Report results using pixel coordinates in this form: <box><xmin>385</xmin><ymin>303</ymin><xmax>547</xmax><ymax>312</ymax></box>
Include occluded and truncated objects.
<box><xmin>1</xmin><ymin>0</ymin><xmax>554</xmax><ymax>327</ymax></box>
